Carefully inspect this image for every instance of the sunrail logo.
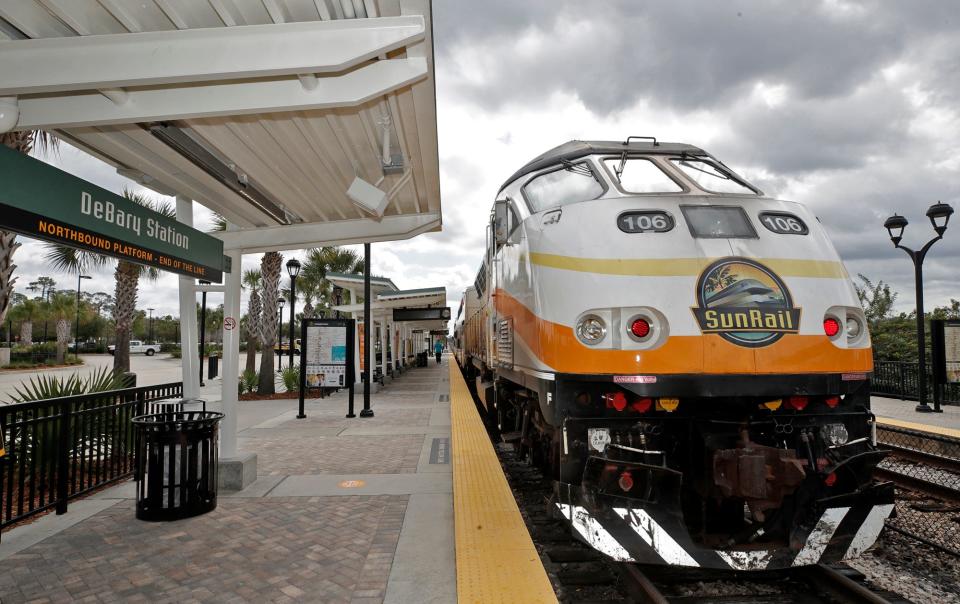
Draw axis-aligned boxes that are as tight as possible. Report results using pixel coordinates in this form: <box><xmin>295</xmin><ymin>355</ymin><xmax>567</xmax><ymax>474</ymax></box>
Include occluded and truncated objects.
<box><xmin>692</xmin><ymin>258</ymin><xmax>801</xmax><ymax>347</ymax></box>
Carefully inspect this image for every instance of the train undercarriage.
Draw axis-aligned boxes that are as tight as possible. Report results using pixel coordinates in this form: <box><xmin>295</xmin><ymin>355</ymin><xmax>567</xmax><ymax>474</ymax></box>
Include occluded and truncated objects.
<box><xmin>464</xmin><ymin>363</ymin><xmax>895</xmax><ymax>570</ymax></box>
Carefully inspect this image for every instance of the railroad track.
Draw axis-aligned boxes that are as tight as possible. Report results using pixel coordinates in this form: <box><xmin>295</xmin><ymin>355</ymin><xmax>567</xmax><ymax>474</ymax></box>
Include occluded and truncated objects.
<box><xmin>619</xmin><ymin>562</ymin><xmax>909</xmax><ymax>604</ymax></box>
<box><xmin>874</xmin><ymin>440</ymin><xmax>960</xmax><ymax>504</ymax></box>
<box><xmin>495</xmin><ymin>441</ymin><xmax>907</xmax><ymax>603</ymax></box>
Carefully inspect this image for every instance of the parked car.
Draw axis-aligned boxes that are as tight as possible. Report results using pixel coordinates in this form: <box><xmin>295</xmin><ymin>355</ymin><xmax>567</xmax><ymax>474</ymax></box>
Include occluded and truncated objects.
<box><xmin>274</xmin><ymin>338</ymin><xmax>301</xmax><ymax>355</ymax></box>
<box><xmin>108</xmin><ymin>340</ymin><xmax>161</xmax><ymax>356</ymax></box>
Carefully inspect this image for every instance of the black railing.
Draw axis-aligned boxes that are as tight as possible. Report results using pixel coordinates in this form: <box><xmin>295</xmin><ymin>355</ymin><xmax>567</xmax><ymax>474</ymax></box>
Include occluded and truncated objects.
<box><xmin>871</xmin><ymin>361</ymin><xmax>960</xmax><ymax>405</ymax></box>
<box><xmin>0</xmin><ymin>382</ymin><xmax>183</xmax><ymax>536</ymax></box>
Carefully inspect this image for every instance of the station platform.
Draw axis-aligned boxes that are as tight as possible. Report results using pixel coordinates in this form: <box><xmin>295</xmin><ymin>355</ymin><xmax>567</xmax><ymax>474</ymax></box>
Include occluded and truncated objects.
<box><xmin>871</xmin><ymin>395</ymin><xmax>960</xmax><ymax>437</ymax></box>
<box><xmin>0</xmin><ymin>356</ymin><xmax>558</xmax><ymax>604</ymax></box>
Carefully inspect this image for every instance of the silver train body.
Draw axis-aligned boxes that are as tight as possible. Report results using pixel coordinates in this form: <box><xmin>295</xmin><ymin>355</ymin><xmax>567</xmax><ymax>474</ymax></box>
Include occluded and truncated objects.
<box><xmin>453</xmin><ymin>139</ymin><xmax>893</xmax><ymax>570</ymax></box>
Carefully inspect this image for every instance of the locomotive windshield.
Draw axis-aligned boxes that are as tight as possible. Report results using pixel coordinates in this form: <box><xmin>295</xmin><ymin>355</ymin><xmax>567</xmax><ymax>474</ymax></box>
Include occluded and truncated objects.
<box><xmin>604</xmin><ymin>158</ymin><xmax>683</xmax><ymax>193</ymax></box>
<box><xmin>671</xmin><ymin>158</ymin><xmax>758</xmax><ymax>195</ymax></box>
<box><xmin>522</xmin><ymin>162</ymin><xmax>605</xmax><ymax>212</ymax></box>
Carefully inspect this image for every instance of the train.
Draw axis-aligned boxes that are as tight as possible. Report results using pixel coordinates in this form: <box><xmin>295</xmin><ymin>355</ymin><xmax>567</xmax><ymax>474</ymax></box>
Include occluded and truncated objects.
<box><xmin>452</xmin><ymin>138</ymin><xmax>894</xmax><ymax>570</ymax></box>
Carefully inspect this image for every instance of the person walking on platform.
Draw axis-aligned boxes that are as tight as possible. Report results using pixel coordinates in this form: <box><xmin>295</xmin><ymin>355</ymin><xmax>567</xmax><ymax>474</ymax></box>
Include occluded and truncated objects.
<box><xmin>434</xmin><ymin>338</ymin><xmax>443</xmax><ymax>365</ymax></box>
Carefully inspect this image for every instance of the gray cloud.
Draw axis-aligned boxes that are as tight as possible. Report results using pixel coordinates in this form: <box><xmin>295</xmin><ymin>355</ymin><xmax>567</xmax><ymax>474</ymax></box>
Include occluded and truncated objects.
<box><xmin>435</xmin><ymin>1</ymin><xmax>960</xmax><ymax>116</ymax></box>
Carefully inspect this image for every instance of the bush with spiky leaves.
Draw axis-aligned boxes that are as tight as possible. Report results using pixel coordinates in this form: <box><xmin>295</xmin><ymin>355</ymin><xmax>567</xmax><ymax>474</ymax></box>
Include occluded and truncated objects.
<box><xmin>10</xmin><ymin>366</ymin><xmax>128</xmax><ymax>403</ymax></box>
<box><xmin>281</xmin><ymin>365</ymin><xmax>300</xmax><ymax>393</ymax></box>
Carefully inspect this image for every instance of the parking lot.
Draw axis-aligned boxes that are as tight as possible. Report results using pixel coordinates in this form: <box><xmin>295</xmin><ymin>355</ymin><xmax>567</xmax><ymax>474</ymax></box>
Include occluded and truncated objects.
<box><xmin>0</xmin><ymin>353</ymin><xmax>223</xmax><ymax>403</ymax></box>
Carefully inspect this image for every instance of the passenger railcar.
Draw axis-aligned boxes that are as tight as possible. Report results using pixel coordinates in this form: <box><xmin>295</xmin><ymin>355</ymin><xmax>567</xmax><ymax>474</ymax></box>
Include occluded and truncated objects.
<box><xmin>455</xmin><ymin>138</ymin><xmax>893</xmax><ymax>570</ymax></box>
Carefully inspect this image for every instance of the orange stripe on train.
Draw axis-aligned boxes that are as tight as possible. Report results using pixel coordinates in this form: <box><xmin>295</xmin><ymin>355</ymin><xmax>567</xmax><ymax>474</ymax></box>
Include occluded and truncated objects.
<box><xmin>493</xmin><ymin>289</ymin><xmax>872</xmax><ymax>375</ymax></box>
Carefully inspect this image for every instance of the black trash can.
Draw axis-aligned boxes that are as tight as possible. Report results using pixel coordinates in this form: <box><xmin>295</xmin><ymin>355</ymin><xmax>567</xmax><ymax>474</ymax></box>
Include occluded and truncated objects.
<box><xmin>132</xmin><ymin>411</ymin><xmax>224</xmax><ymax>521</ymax></box>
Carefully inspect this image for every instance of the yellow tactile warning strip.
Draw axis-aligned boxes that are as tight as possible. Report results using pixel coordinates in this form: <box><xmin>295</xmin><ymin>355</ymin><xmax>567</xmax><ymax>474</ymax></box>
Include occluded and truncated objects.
<box><xmin>450</xmin><ymin>363</ymin><xmax>557</xmax><ymax>604</ymax></box>
<box><xmin>877</xmin><ymin>417</ymin><xmax>960</xmax><ymax>439</ymax></box>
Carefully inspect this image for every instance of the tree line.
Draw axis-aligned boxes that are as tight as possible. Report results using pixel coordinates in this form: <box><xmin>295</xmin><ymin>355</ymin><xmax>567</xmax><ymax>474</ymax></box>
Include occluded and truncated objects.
<box><xmin>854</xmin><ymin>274</ymin><xmax>960</xmax><ymax>362</ymax></box>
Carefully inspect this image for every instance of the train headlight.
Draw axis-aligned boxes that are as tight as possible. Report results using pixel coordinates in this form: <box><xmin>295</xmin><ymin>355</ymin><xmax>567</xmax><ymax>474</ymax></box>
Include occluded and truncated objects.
<box><xmin>846</xmin><ymin>317</ymin><xmax>862</xmax><ymax>339</ymax></box>
<box><xmin>576</xmin><ymin>314</ymin><xmax>607</xmax><ymax>345</ymax></box>
<box><xmin>821</xmin><ymin>423</ymin><xmax>849</xmax><ymax>446</ymax></box>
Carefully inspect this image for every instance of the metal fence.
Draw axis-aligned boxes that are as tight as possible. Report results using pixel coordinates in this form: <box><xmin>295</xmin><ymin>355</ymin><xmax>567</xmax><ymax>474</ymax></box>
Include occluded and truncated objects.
<box><xmin>0</xmin><ymin>382</ymin><xmax>183</xmax><ymax>537</ymax></box>
<box><xmin>872</xmin><ymin>361</ymin><xmax>960</xmax><ymax>405</ymax></box>
<box><xmin>875</xmin><ymin>424</ymin><xmax>960</xmax><ymax>555</ymax></box>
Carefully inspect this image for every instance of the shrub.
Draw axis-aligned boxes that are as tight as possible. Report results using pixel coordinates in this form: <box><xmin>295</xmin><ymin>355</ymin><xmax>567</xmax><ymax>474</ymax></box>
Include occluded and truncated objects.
<box><xmin>241</xmin><ymin>369</ymin><xmax>258</xmax><ymax>394</ymax></box>
<box><xmin>10</xmin><ymin>366</ymin><xmax>129</xmax><ymax>403</ymax></box>
<box><xmin>281</xmin><ymin>365</ymin><xmax>300</xmax><ymax>393</ymax></box>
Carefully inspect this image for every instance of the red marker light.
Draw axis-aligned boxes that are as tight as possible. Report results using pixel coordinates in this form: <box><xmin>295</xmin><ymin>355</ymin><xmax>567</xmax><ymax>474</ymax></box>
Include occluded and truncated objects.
<box><xmin>825</xmin><ymin>396</ymin><xmax>840</xmax><ymax>408</ymax></box>
<box><xmin>787</xmin><ymin>396</ymin><xmax>809</xmax><ymax>411</ymax></box>
<box><xmin>604</xmin><ymin>392</ymin><xmax>628</xmax><ymax>412</ymax></box>
<box><xmin>630</xmin><ymin>318</ymin><xmax>651</xmax><ymax>338</ymax></box>
<box><xmin>619</xmin><ymin>471</ymin><xmax>634</xmax><ymax>492</ymax></box>
<box><xmin>631</xmin><ymin>397</ymin><xmax>653</xmax><ymax>413</ymax></box>
<box><xmin>823</xmin><ymin>317</ymin><xmax>840</xmax><ymax>337</ymax></box>
<box><xmin>824</xmin><ymin>472</ymin><xmax>837</xmax><ymax>487</ymax></box>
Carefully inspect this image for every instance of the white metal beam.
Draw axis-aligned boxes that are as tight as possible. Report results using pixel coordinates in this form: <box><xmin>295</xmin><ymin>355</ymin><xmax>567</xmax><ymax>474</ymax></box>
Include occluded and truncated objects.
<box><xmin>13</xmin><ymin>58</ymin><xmax>427</xmax><ymax>130</ymax></box>
<box><xmin>0</xmin><ymin>16</ymin><xmax>425</xmax><ymax>95</ymax></box>
<box><xmin>215</xmin><ymin>211</ymin><xmax>441</xmax><ymax>253</ymax></box>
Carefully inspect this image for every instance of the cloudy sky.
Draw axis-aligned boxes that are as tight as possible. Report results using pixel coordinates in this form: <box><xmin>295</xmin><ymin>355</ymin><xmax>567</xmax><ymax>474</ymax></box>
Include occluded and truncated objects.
<box><xmin>17</xmin><ymin>0</ymin><xmax>960</xmax><ymax>320</ymax></box>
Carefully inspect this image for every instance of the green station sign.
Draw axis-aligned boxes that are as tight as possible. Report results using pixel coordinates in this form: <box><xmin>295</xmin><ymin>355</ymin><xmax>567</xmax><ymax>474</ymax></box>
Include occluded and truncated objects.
<box><xmin>0</xmin><ymin>145</ymin><xmax>227</xmax><ymax>281</ymax></box>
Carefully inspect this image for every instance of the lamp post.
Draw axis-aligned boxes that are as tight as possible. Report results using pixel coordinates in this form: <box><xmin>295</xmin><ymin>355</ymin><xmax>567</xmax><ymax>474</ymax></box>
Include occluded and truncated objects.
<box><xmin>277</xmin><ymin>297</ymin><xmax>285</xmax><ymax>372</ymax></box>
<box><xmin>199</xmin><ymin>279</ymin><xmax>211</xmax><ymax>388</ymax></box>
<box><xmin>884</xmin><ymin>201</ymin><xmax>954</xmax><ymax>413</ymax></box>
<box><xmin>74</xmin><ymin>274</ymin><xmax>91</xmax><ymax>357</ymax></box>
<box><xmin>286</xmin><ymin>259</ymin><xmax>301</xmax><ymax>369</ymax></box>
<box><xmin>147</xmin><ymin>308</ymin><xmax>155</xmax><ymax>343</ymax></box>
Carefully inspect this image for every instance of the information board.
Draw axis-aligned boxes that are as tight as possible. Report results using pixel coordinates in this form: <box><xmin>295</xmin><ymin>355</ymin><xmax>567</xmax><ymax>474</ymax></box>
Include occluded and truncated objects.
<box><xmin>302</xmin><ymin>320</ymin><xmax>351</xmax><ymax>388</ymax></box>
<box><xmin>931</xmin><ymin>319</ymin><xmax>960</xmax><ymax>384</ymax></box>
<box><xmin>945</xmin><ymin>323</ymin><xmax>960</xmax><ymax>383</ymax></box>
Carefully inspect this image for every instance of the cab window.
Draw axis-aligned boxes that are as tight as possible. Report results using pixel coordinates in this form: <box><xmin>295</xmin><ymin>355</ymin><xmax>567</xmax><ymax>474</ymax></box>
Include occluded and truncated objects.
<box><xmin>671</xmin><ymin>158</ymin><xmax>757</xmax><ymax>195</ymax></box>
<box><xmin>605</xmin><ymin>158</ymin><xmax>683</xmax><ymax>193</ymax></box>
<box><xmin>522</xmin><ymin>162</ymin><xmax>605</xmax><ymax>212</ymax></box>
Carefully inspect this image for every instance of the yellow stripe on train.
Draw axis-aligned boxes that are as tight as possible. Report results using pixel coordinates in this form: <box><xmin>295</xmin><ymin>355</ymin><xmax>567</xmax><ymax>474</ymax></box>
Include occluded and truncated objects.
<box><xmin>529</xmin><ymin>253</ymin><xmax>849</xmax><ymax>279</ymax></box>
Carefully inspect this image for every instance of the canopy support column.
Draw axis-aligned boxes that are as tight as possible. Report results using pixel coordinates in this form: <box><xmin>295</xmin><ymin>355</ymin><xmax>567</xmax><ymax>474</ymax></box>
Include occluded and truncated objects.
<box><xmin>175</xmin><ymin>196</ymin><xmax>200</xmax><ymax>398</ymax></box>
<box><xmin>360</xmin><ymin>242</ymin><xmax>373</xmax><ymax>417</ymax></box>
<box><xmin>220</xmin><ymin>247</ymin><xmax>242</xmax><ymax>458</ymax></box>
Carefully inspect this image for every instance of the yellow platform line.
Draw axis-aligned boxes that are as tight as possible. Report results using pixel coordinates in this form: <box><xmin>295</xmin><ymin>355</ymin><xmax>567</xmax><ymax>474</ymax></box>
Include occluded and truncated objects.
<box><xmin>877</xmin><ymin>417</ymin><xmax>960</xmax><ymax>439</ymax></box>
<box><xmin>450</xmin><ymin>363</ymin><xmax>557</xmax><ymax>604</ymax></box>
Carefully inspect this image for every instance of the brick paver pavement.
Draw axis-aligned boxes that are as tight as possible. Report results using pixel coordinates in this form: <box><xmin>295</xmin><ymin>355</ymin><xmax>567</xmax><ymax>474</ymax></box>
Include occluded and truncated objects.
<box><xmin>0</xmin><ymin>496</ymin><xmax>407</xmax><ymax>603</ymax></box>
<box><xmin>241</xmin><ymin>434</ymin><xmax>425</xmax><ymax>476</ymax></box>
<box><xmin>0</xmin><ymin>358</ymin><xmax>453</xmax><ymax>603</ymax></box>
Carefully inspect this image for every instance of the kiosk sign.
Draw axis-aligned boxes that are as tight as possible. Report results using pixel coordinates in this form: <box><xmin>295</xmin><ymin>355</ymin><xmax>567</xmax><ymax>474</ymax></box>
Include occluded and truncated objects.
<box><xmin>933</xmin><ymin>319</ymin><xmax>960</xmax><ymax>384</ymax></box>
<box><xmin>300</xmin><ymin>318</ymin><xmax>355</xmax><ymax>389</ymax></box>
<box><xmin>298</xmin><ymin>318</ymin><xmax>356</xmax><ymax>419</ymax></box>
<box><xmin>0</xmin><ymin>145</ymin><xmax>226</xmax><ymax>281</ymax></box>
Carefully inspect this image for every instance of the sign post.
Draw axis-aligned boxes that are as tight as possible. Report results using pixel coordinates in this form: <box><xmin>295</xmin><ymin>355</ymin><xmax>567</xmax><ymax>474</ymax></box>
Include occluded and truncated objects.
<box><xmin>931</xmin><ymin>319</ymin><xmax>960</xmax><ymax>413</ymax></box>
<box><xmin>298</xmin><ymin>318</ymin><xmax>356</xmax><ymax>419</ymax></box>
<box><xmin>0</xmin><ymin>145</ymin><xmax>227</xmax><ymax>281</ymax></box>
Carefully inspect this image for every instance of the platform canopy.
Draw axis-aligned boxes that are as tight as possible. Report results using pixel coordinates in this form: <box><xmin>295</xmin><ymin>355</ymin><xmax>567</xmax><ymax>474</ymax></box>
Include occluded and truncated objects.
<box><xmin>0</xmin><ymin>0</ymin><xmax>441</xmax><ymax>254</ymax></box>
<box><xmin>332</xmin><ymin>282</ymin><xmax>447</xmax><ymax>332</ymax></box>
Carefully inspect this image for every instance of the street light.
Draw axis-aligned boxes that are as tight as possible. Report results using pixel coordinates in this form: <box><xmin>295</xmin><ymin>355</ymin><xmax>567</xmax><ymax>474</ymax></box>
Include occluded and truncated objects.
<box><xmin>277</xmin><ymin>297</ymin><xmax>285</xmax><ymax>372</ymax></box>
<box><xmin>199</xmin><ymin>279</ymin><xmax>211</xmax><ymax>388</ymax></box>
<box><xmin>74</xmin><ymin>274</ymin><xmax>91</xmax><ymax>357</ymax></box>
<box><xmin>147</xmin><ymin>308</ymin><xmax>155</xmax><ymax>343</ymax></box>
<box><xmin>884</xmin><ymin>201</ymin><xmax>954</xmax><ymax>413</ymax></box>
<box><xmin>286</xmin><ymin>258</ymin><xmax>301</xmax><ymax>369</ymax></box>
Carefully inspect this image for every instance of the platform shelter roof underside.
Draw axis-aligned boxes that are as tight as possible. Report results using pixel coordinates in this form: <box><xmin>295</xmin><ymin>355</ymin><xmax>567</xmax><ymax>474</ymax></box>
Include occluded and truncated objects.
<box><xmin>0</xmin><ymin>0</ymin><xmax>441</xmax><ymax>254</ymax></box>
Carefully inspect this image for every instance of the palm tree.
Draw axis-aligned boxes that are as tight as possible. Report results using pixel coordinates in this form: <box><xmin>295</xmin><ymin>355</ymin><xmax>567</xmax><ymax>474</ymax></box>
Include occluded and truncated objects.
<box><xmin>46</xmin><ymin>189</ymin><xmax>169</xmax><ymax>372</ymax></box>
<box><xmin>300</xmin><ymin>247</ymin><xmax>363</xmax><ymax>315</ymax></box>
<box><xmin>47</xmin><ymin>292</ymin><xmax>76</xmax><ymax>364</ymax></box>
<box><xmin>12</xmin><ymin>298</ymin><xmax>37</xmax><ymax>345</ymax></box>
<box><xmin>242</xmin><ymin>269</ymin><xmax>262</xmax><ymax>374</ymax></box>
<box><xmin>258</xmin><ymin>251</ymin><xmax>283</xmax><ymax>394</ymax></box>
<box><xmin>0</xmin><ymin>131</ymin><xmax>58</xmax><ymax>328</ymax></box>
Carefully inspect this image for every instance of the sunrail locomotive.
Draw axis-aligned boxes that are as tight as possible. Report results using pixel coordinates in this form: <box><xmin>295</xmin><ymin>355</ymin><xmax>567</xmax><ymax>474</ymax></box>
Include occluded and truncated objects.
<box><xmin>455</xmin><ymin>138</ymin><xmax>893</xmax><ymax>570</ymax></box>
